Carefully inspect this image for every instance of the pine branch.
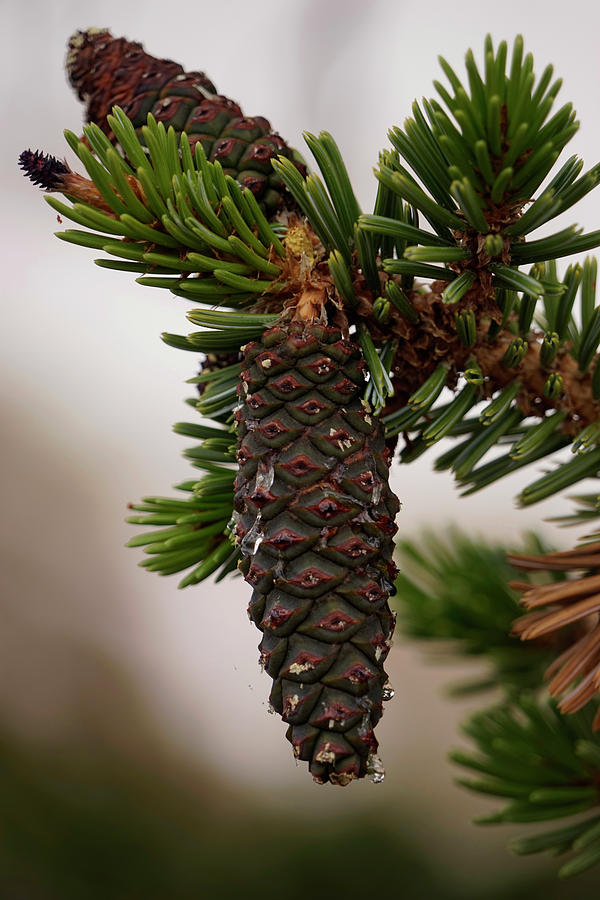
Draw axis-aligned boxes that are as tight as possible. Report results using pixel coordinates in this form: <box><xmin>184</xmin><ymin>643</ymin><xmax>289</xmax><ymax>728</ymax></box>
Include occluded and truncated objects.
<box><xmin>509</xmin><ymin>540</ymin><xmax>600</xmax><ymax>729</ymax></box>
<box><xmin>452</xmin><ymin>695</ymin><xmax>600</xmax><ymax>878</ymax></box>
<box><xmin>36</xmin><ymin>117</ymin><xmax>290</xmax><ymax>309</ymax></box>
<box><xmin>19</xmin><ymin>27</ymin><xmax>600</xmax><ymax>794</ymax></box>
<box><xmin>270</xmin><ymin>38</ymin><xmax>600</xmax><ymax>501</ymax></box>
<box><xmin>23</xmin><ymin>47</ymin><xmax>600</xmax><ymax>506</ymax></box>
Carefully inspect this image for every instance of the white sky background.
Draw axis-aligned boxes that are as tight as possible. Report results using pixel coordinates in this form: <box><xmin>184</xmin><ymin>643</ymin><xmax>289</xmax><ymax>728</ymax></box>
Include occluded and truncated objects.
<box><xmin>3</xmin><ymin>0</ymin><xmax>600</xmax><ymax>860</ymax></box>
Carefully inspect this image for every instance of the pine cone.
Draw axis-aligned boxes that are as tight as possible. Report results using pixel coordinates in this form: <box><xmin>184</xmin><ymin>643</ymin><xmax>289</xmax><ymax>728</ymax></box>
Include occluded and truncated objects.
<box><xmin>233</xmin><ymin>323</ymin><xmax>399</xmax><ymax>785</ymax></box>
<box><xmin>66</xmin><ymin>28</ymin><xmax>305</xmax><ymax>214</ymax></box>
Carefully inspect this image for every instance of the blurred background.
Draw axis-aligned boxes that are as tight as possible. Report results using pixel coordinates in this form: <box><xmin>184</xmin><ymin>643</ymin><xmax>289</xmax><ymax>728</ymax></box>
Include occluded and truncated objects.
<box><xmin>3</xmin><ymin>0</ymin><xmax>600</xmax><ymax>896</ymax></box>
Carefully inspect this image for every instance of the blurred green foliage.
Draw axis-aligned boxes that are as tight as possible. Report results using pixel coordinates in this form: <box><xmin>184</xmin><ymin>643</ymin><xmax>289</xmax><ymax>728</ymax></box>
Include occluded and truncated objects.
<box><xmin>1</xmin><ymin>723</ymin><xmax>599</xmax><ymax>900</ymax></box>
<box><xmin>393</xmin><ymin>530</ymin><xmax>562</xmax><ymax>694</ymax></box>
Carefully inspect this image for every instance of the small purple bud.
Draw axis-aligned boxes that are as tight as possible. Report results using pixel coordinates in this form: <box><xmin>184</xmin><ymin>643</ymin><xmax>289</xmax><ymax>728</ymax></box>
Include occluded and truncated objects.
<box><xmin>19</xmin><ymin>149</ymin><xmax>70</xmax><ymax>191</ymax></box>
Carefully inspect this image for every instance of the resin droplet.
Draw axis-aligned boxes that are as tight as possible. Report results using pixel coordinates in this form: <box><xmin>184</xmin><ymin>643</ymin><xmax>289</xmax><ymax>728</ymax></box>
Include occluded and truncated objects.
<box><xmin>367</xmin><ymin>752</ymin><xmax>385</xmax><ymax>784</ymax></box>
<box><xmin>241</xmin><ymin>514</ymin><xmax>263</xmax><ymax>555</ymax></box>
<box><xmin>371</xmin><ymin>479</ymin><xmax>382</xmax><ymax>505</ymax></box>
<box><xmin>227</xmin><ymin>509</ymin><xmax>241</xmax><ymax>532</ymax></box>
<box><xmin>255</xmin><ymin>462</ymin><xmax>275</xmax><ymax>492</ymax></box>
<box><xmin>382</xmin><ymin>680</ymin><xmax>395</xmax><ymax>701</ymax></box>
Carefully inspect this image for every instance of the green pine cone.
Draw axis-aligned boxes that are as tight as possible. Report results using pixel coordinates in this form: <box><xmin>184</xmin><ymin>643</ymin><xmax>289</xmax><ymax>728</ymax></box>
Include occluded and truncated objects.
<box><xmin>233</xmin><ymin>323</ymin><xmax>399</xmax><ymax>785</ymax></box>
<box><xmin>66</xmin><ymin>28</ymin><xmax>305</xmax><ymax>214</ymax></box>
